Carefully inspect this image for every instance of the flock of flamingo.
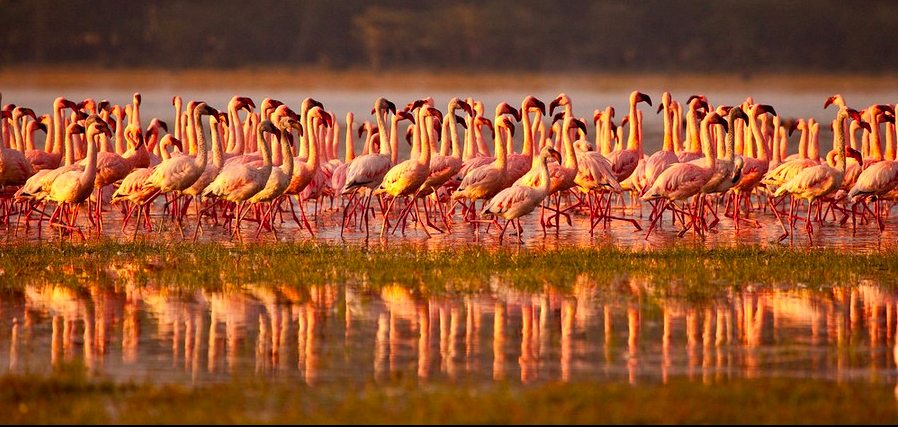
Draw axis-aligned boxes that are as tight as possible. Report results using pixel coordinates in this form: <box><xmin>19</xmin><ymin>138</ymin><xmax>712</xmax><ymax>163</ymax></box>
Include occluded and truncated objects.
<box><xmin>0</xmin><ymin>91</ymin><xmax>895</xmax><ymax>244</ymax></box>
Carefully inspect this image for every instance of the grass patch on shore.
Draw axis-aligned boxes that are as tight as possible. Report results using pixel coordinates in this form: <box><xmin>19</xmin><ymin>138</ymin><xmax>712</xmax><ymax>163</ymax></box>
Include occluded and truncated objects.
<box><xmin>1</xmin><ymin>366</ymin><xmax>895</xmax><ymax>424</ymax></box>
<box><xmin>0</xmin><ymin>241</ymin><xmax>895</xmax><ymax>299</ymax></box>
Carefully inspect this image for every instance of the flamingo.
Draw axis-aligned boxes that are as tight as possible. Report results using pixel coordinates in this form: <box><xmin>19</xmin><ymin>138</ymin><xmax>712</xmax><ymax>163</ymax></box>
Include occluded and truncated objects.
<box><xmin>642</xmin><ymin>112</ymin><xmax>728</xmax><ymax>238</ymax></box>
<box><xmin>694</xmin><ymin>106</ymin><xmax>749</xmax><ymax>229</ymax></box>
<box><xmin>482</xmin><ymin>145</ymin><xmax>562</xmax><ymax>244</ymax></box>
<box><xmin>0</xmin><ymin>103</ymin><xmax>34</xmax><ymax>188</ymax></box>
<box><xmin>248</xmin><ymin>117</ymin><xmax>302</xmax><ymax>236</ymax></box>
<box><xmin>774</xmin><ymin>106</ymin><xmax>865</xmax><ymax>242</ymax></box>
<box><xmin>283</xmin><ymin>105</ymin><xmax>333</xmax><ymax>235</ymax></box>
<box><xmin>341</xmin><ymin>98</ymin><xmax>411</xmax><ymax>235</ymax></box>
<box><xmin>377</xmin><ymin>106</ymin><xmax>443</xmax><ymax>237</ymax></box>
<box><xmin>847</xmin><ymin>114</ymin><xmax>898</xmax><ymax>231</ymax></box>
<box><xmin>112</xmin><ymin>134</ymin><xmax>184</xmax><ymax>237</ymax></box>
<box><xmin>730</xmin><ymin>103</ymin><xmax>777</xmax><ymax>229</ymax></box>
<box><xmin>452</xmin><ymin>111</ymin><xmax>517</xmax><ymax>228</ymax></box>
<box><xmin>643</xmin><ymin>91</ymin><xmax>679</xmax><ymax>189</ymax></box>
<box><xmin>606</xmin><ymin>90</ymin><xmax>651</xmax><ymax>183</ymax></box>
<box><xmin>330</xmin><ymin>112</ymin><xmax>356</xmax><ymax>196</ymax></box>
<box><xmin>44</xmin><ymin>118</ymin><xmax>111</xmax><ymax>239</ymax></box>
<box><xmin>202</xmin><ymin>120</ymin><xmax>280</xmax><ymax>240</ymax></box>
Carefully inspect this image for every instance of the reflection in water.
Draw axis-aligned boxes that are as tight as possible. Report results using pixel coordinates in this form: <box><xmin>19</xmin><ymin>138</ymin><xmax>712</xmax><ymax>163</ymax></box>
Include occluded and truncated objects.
<box><xmin>2</xmin><ymin>278</ymin><xmax>898</xmax><ymax>388</ymax></box>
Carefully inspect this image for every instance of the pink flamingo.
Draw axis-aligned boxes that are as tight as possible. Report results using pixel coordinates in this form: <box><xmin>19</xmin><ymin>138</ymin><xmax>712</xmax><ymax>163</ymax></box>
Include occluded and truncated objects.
<box><xmin>482</xmin><ymin>145</ymin><xmax>562</xmax><ymax>244</ymax></box>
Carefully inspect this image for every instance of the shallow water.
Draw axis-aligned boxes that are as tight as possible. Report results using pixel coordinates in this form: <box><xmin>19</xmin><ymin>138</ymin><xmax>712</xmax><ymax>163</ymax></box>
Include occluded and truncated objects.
<box><xmin>0</xmin><ymin>277</ymin><xmax>896</xmax><ymax>387</ymax></box>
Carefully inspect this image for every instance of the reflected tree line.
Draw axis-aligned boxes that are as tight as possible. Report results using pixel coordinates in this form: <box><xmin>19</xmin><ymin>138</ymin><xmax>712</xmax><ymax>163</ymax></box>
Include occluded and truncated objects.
<box><xmin>1</xmin><ymin>0</ymin><xmax>896</xmax><ymax>72</ymax></box>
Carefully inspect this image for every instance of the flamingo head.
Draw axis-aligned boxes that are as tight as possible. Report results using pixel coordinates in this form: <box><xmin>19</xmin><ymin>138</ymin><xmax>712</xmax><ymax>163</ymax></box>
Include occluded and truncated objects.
<box><xmin>631</xmin><ymin>91</ymin><xmax>652</xmax><ymax>107</ymax></box>
<box><xmin>172</xmin><ymin>95</ymin><xmax>182</xmax><ymax>107</ymax></box>
<box><xmin>125</xmin><ymin>125</ymin><xmax>144</xmax><ymax>147</ymax></box>
<box><xmin>195</xmin><ymin>102</ymin><xmax>218</xmax><ymax>118</ymax></box>
<box><xmin>522</xmin><ymin>96</ymin><xmax>546</xmax><ymax>116</ymax></box>
<box><xmin>475</xmin><ymin>116</ymin><xmax>493</xmax><ymax>138</ymax></box>
<box><xmin>161</xmin><ymin>135</ymin><xmax>183</xmax><ymax>153</ymax></box>
<box><xmin>495</xmin><ymin>102</ymin><xmax>521</xmax><ymax>121</ymax></box>
<box><xmin>132</xmin><ymin>92</ymin><xmax>141</xmax><ymax>106</ymax></box>
<box><xmin>239</xmin><ymin>97</ymin><xmax>256</xmax><ymax>112</ymax></box>
<box><xmin>278</xmin><ymin>116</ymin><xmax>303</xmax><ymax>139</ymax></box>
<box><xmin>573</xmin><ymin>140</ymin><xmax>594</xmax><ymax>152</ymax></box>
<box><xmin>97</xmin><ymin>100</ymin><xmax>111</xmax><ymax>113</ymax></box>
<box><xmin>258</xmin><ymin>120</ymin><xmax>279</xmax><ymax>138</ymax></box>
<box><xmin>373</xmin><ymin>97</ymin><xmax>396</xmax><ymax>115</ymax></box>
<box><xmin>53</xmin><ymin>97</ymin><xmax>77</xmax><ymax>111</ymax></box>
<box><xmin>540</xmin><ymin>145</ymin><xmax>563</xmax><ymax>164</ymax></box>
<box><xmin>788</xmin><ymin>119</ymin><xmax>801</xmax><ymax>136</ymax></box>
<box><xmin>500</xmin><ymin>116</ymin><xmax>517</xmax><ymax>138</ymax></box>
<box><xmin>705</xmin><ymin>112</ymin><xmax>728</xmax><ymax>133</ymax></box>
<box><xmin>454</xmin><ymin>115</ymin><xmax>467</xmax><ymax>129</ymax></box>
<box><xmin>549</xmin><ymin>93</ymin><xmax>571</xmax><ymax>116</ymax></box>
<box><xmin>552</xmin><ymin>112</ymin><xmax>565</xmax><ymax>124</ymax></box>
<box><xmin>727</xmin><ymin>106</ymin><xmax>748</xmax><ymax>124</ymax></box>
<box><xmin>752</xmin><ymin>104</ymin><xmax>777</xmax><ymax>117</ymax></box>
<box><xmin>67</xmin><ymin>123</ymin><xmax>85</xmax><ymax>135</ymax></box>
<box><xmin>13</xmin><ymin>107</ymin><xmax>37</xmax><ymax>121</ymax></box>
<box><xmin>686</xmin><ymin>95</ymin><xmax>709</xmax><ymax>112</ymax></box>
<box><xmin>38</xmin><ymin>114</ymin><xmax>52</xmax><ymax>128</ymax></box>
<box><xmin>28</xmin><ymin>120</ymin><xmax>47</xmax><ymax>133</ymax></box>
<box><xmin>149</xmin><ymin>118</ymin><xmax>169</xmax><ymax>134</ymax></box>
<box><xmin>824</xmin><ymin>94</ymin><xmax>846</xmax><ymax>109</ymax></box>
<box><xmin>846</xmin><ymin>146</ymin><xmax>863</xmax><ymax>166</ymax></box>
<box><xmin>570</xmin><ymin>117</ymin><xmax>588</xmax><ymax>135</ymax></box>
<box><xmin>85</xmin><ymin>115</ymin><xmax>113</xmax><ymax>137</ymax></box>
<box><xmin>396</xmin><ymin>110</ymin><xmax>415</xmax><ymax>124</ymax></box>
<box><xmin>657</xmin><ymin>91</ymin><xmax>671</xmax><ymax>114</ymax></box>
<box><xmin>424</xmin><ymin>106</ymin><xmax>443</xmax><ymax>124</ymax></box>
<box><xmin>593</xmin><ymin>109</ymin><xmax>602</xmax><ymax>124</ymax></box>
<box><xmin>308</xmin><ymin>106</ymin><xmax>333</xmax><ymax>127</ymax></box>
<box><xmin>449</xmin><ymin>97</ymin><xmax>474</xmax><ymax>116</ymax></box>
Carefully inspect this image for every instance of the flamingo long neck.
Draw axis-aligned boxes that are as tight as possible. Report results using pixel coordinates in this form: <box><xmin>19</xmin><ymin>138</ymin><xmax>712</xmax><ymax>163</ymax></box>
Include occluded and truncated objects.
<box><xmin>562</xmin><ymin>122</ymin><xmax>576</xmax><ymax>169</ymax></box>
<box><xmin>627</xmin><ymin>99</ymin><xmax>639</xmax><ymax>152</ymax></box>
<box><xmin>173</xmin><ymin>100</ymin><xmax>182</xmax><ymax>141</ymax></box>
<box><xmin>374</xmin><ymin>107</ymin><xmax>389</xmax><ymax>157</ymax></box>
<box><xmin>662</xmin><ymin>102</ymin><xmax>672</xmax><ymax>152</ymax></box>
<box><xmin>449</xmin><ymin>112</ymin><xmax>462</xmax><ymax>159</ymax></box>
<box><xmin>80</xmin><ymin>126</ymin><xmax>100</xmax><ymax>188</ymax></box>
<box><xmin>440</xmin><ymin>113</ymin><xmax>451</xmax><ymax>156</ymax></box>
<box><xmin>193</xmin><ymin>110</ymin><xmax>208</xmax><ymax>169</ymax></box>
<box><xmin>749</xmin><ymin>110</ymin><xmax>768</xmax><ymax>160</ymax></box>
<box><xmin>419</xmin><ymin>115</ymin><xmax>432</xmax><ymax>167</ymax></box>
<box><xmin>537</xmin><ymin>153</ymin><xmax>551</xmax><ymax>195</ymax></box>
<box><xmin>305</xmin><ymin>115</ymin><xmax>320</xmax><ymax>173</ymax></box>
<box><xmin>869</xmin><ymin>114</ymin><xmax>883</xmax><ymax>161</ymax></box>
<box><xmin>131</xmin><ymin>99</ymin><xmax>142</xmax><ymax>130</ymax></box>
<box><xmin>476</xmin><ymin>119</ymin><xmax>491</xmax><ymax>156</ymax></box>
<box><xmin>687</xmin><ymin>105</ymin><xmax>699</xmax><ymax>152</ymax></box>
<box><xmin>522</xmin><ymin>107</ymin><xmax>534</xmax><ymax>159</ymax></box>
<box><xmin>493</xmin><ymin>119</ymin><xmax>507</xmax><ymax>170</ymax></box>
<box><xmin>25</xmin><ymin>125</ymin><xmax>38</xmax><ymax>151</ymax></box>
<box><xmin>63</xmin><ymin>127</ymin><xmax>76</xmax><ymax>165</ymax></box>
<box><xmin>725</xmin><ymin>114</ymin><xmax>737</xmax><ymax>162</ymax></box>
<box><xmin>701</xmin><ymin>120</ymin><xmax>716</xmax><ymax>170</ymax></box>
<box><xmin>809</xmin><ymin>123</ymin><xmax>820</xmax><ymax>161</ymax></box>
<box><xmin>11</xmin><ymin>117</ymin><xmax>24</xmax><ymax>152</ymax></box>
<box><xmin>209</xmin><ymin>117</ymin><xmax>224</xmax><ymax>169</ymax></box>
<box><xmin>256</xmin><ymin>128</ymin><xmax>272</xmax><ymax>174</ymax></box>
<box><xmin>798</xmin><ymin>125</ymin><xmax>808</xmax><ymax>159</ymax></box>
<box><xmin>594</xmin><ymin>115</ymin><xmax>602</xmax><ymax>154</ymax></box>
<box><xmin>601</xmin><ymin>112</ymin><xmax>613</xmax><ymax>155</ymax></box>
<box><xmin>186</xmin><ymin>106</ymin><xmax>198</xmax><ymax>156</ymax></box>
<box><xmin>463</xmin><ymin>117</ymin><xmax>474</xmax><ymax>161</ymax></box>
<box><xmin>834</xmin><ymin>113</ymin><xmax>847</xmax><ymax>172</ymax></box>
<box><xmin>886</xmin><ymin>122</ymin><xmax>896</xmax><ymax>161</ymax></box>
<box><xmin>770</xmin><ymin>119</ymin><xmax>781</xmax><ymax>164</ymax></box>
<box><xmin>672</xmin><ymin>104</ymin><xmax>684</xmax><ymax>154</ymax></box>
<box><xmin>229</xmin><ymin>104</ymin><xmax>246</xmax><ymax>155</ymax></box>
<box><xmin>389</xmin><ymin>116</ymin><xmax>399</xmax><ymax>164</ymax></box>
<box><xmin>345</xmin><ymin>115</ymin><xmax>355</xmax><ymax>163</ymax></box>
<box><xmin>281</xmin><ymin>130</ymin><xmax>294</xmax><ymax>176</ymax></box>
<box><xmin>160</xmin><ymin>138</ymin><xmax>173</xmax><ymax>161</ymax></box>
<box><xmin>54</xmin><ymin>107</ymin><xmax>66</xmax><ymax>155</ymax></box>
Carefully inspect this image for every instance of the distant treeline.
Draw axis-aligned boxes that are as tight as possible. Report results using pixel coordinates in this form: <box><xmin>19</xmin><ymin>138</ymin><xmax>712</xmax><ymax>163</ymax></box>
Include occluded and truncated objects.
<box><xmin>1</xmin><ymin>0</ymin><xmax>895</xmax><ymax>73</ymax></box>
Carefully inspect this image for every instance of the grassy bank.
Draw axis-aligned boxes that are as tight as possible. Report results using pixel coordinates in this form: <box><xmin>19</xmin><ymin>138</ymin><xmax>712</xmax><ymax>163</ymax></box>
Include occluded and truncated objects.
<box><xmin>2</xmin><ymin>367</ymin><xmax>895</xmax><ymax>424</ymax></box>
<box><xmin>0</xmin><ymin>241</ymin><xmax>895</xmax><ymax>297</ymax></box>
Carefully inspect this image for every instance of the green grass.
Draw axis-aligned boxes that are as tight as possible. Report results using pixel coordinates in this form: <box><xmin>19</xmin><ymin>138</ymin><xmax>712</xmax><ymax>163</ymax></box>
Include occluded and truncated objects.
<box><xmin>1</xmin><ymin>366</ymin><xmax>895</xmax><ymax>424</ymax></box>
<box><xmin>0</xmin><ymin>240</ymin><xmax>896</xmax><ymax>298</ymax></box>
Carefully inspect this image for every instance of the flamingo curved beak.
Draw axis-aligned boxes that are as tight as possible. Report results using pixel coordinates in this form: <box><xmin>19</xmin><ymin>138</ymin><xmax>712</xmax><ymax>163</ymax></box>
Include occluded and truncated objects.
<box><xmin>397</xmin><ymin>110</ymin><xmax>415</xmax><ymax>124</ymax></box>
<box><xmin>455</xmin><ymin>115</ymin><xmax>467</xmax><ymax>129</ymax></box>
<box><xmin>456</xmin><ymin>100</ymin><xmax>474</xmax><ymax>116</ymax></box>
<box><xmin>593</xmin><ymin>110</ymin><xmax>602</xmax><ymax>124</ymax></box>
<box><xmin>635</xmin><ymin>92</ymin><xmax>652</xmax><ymax>107</ymax></box>
<box><xmin>846</xmin><ymin>146</ymin><xmax>863</xmax><ymax>166</ymax></box>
